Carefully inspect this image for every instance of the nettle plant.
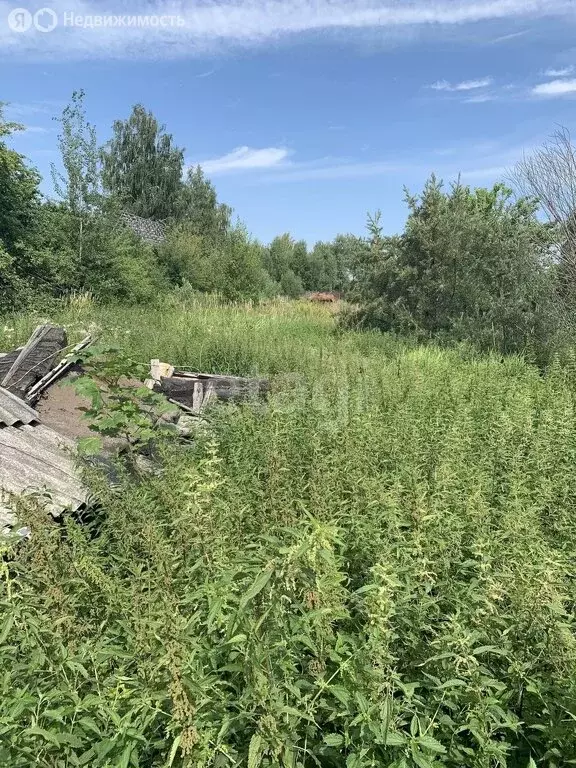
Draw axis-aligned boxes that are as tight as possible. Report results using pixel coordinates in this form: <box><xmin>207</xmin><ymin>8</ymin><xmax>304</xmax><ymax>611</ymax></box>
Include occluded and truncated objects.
<box><xmin>71</xmin><ymin>344</ymin><xmax>178</xmax><ymax>455</ymax></box>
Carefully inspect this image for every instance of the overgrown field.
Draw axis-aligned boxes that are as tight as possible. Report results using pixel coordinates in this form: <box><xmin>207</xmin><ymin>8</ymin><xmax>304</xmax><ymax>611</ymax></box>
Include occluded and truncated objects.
<box><xmin>2</xmin><ymin>298</ymin><xmax>576</xmax><ymax>767</ymax></box>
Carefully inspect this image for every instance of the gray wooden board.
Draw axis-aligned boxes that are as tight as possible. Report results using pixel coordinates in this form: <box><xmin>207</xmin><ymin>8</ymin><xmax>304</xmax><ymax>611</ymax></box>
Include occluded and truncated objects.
<box><xmin>158</xmin><ymin>375</ymin><xmax>267</xmax><ymax>408</ymax></box>
<box><xmin>1</xmin><ymin>325</ymin><xmax>67</xmax><ymax>398</ymax></box>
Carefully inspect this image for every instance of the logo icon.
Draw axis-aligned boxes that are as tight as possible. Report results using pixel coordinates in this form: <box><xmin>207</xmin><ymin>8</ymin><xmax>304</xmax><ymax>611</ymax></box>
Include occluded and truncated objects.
<box><xmin>7</xmin><ymin>8</ymin><xmax>32</xmax><ymax>31</ymax></box>
<box><xmin>33</xmin><ymin>7</ymin><xmax>57</xmax><ymax>32</ymax></box>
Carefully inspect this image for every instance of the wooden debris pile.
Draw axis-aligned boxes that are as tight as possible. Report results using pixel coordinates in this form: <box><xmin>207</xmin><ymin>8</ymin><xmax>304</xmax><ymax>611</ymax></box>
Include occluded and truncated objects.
<box><xmin>0</xmin><ymin>324</ymin><xmax>92</xmax><ymax>404</ymax></box>
<box><xmin>145</xmin><ymin>359</ymin><xmax>269</xmax><ymax>415</ymax></box>
<box><xmin>0</xmin><ymin>326</ymin><xmax>271</xmax><ymax>537</ymax></box>
<box><xmin>0</xmin><ymin>324</ymin><xmax>93</xmax><ymax>538</ymax></box>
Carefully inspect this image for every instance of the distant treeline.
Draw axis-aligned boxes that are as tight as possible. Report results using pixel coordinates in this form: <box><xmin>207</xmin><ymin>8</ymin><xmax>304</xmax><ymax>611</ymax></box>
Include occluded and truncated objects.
<box><xmin>1</xmin><ymin>90</ymin><xmax>575</xmax><ymax>362</ymax></box>
<box><xmin>0</xmin><ymin>91</ymin><xmax>364</xmax><ymax>310</ymax></box>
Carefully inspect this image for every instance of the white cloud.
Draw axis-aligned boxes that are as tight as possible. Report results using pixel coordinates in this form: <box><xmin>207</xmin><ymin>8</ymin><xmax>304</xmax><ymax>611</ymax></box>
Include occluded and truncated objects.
<box><xmin>489</xmin><ymin>29</ymin><xmax>530</xmax><ymax>44</ymax></box>
<box><xmin>200</xmin><ymin>146</ymin><xmax>290</xmax><ymax>174</ymax></box>
<box><xmin>532</xmin><ymin>78</ymin><xmax>576</xmax><ymax>96</ymax></box>
<box><xmin>4</xmin><ymin>100</ymin><xmax>62</xmax><ymax>118</ymax></box>
<box><xmin>431</xmin><ymin>77</ymin><xmax>492</xmax><ymax>91</ymax></box>
<box><xmin>246</xmin><ymin>138</ymin><xmax>534</xmax><ymax>184</ymax></box>
<box><xmin>0</xmin><ymin>0</ymin><xmax>574</xmax><ymax>60</ymax></box>
<box><xmin>544</xmin><ymin>65</ymin><xmax>574</xmax><ymax>76</ymax></box>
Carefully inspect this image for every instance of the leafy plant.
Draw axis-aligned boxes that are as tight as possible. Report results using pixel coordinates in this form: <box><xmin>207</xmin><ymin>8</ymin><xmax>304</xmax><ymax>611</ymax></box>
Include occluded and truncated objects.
<box><xmin>71</xmin><ymin>344</ymin><xmax>178</xmax><ymax>455</ymax></box>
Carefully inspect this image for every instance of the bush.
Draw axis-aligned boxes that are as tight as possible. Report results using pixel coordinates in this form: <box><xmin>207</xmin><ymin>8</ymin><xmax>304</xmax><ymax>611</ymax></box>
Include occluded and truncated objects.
<box><xmin>352</xmin><ymin>179</ymin><xmax>564</xmax><ymax>363</ymax></box>
<box><xmin>160</xmin><ymin>222</ymin><xmax>270</xmax><ymax>301</ymax></box>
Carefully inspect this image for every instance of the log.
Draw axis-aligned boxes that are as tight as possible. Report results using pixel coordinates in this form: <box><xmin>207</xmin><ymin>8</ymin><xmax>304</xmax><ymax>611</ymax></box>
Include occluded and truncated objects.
<box><xmin>1</xmin><ymin>325</ymin><xmax>67</xmax><ymax>399</ymax></box>
<box><xmin>173</xmin><ymin>371</ymin><xmax>269</xmax><ymax>394</ymax></box>
<box><xmin>156</xmin><ymin>373</ymin><xmax>268</xmax><ymax>412</ymax></box>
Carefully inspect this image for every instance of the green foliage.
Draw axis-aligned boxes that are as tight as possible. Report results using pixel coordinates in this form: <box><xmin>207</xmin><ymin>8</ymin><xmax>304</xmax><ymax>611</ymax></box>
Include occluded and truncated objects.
<box><xmin>160</xmin><ymin>221</ymin><xmax>270</xmax><ymax>301</ymax></box>
<box><xmin>2</xmin><ymin>300</ymin><xmax>576</xmax><ymax>766</ymax></box>
<box><xmin>352</xmin><ymin>178</ymin><xmax>563</xmax><ymax>361</ymax></box>
<box><xmin>0</xmin><ymin>104</ymin><xmax>41</xmax><ymax>254</ymax></box>
<box><xmin>264</xmin><ymin>233</ymin><xmax>363</xmax><ymax>296</ymax></box>
<box><xmin>101</xmin><ymin>104</ymin><xmax>185</xmax><ymax>220</ymax></box>
<box><xmin>0</xmin><ymin>103</ymin><xmax>43</xmax><ymax>311</ymax></box>
<box><xmin>71</xmin><ymin>344</ymin><xmax>178</xmax><ymax>454</ymax></box>
<box><xmin>178</xmin><ymin>166</ymin><xmax>232</xmax><ymax>239</ymax></box>
<box><xmin>51</xmin><ymin>89</ymin><xmax>101</xmax><ymax>216</ymax></box>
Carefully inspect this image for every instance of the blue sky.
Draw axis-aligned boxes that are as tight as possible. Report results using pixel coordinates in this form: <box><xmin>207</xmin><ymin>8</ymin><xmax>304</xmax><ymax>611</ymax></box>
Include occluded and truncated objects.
<box><xmin>1</xmin><ymin>0</ymin><xmax>576</xmax><ymax>245</ymax></box>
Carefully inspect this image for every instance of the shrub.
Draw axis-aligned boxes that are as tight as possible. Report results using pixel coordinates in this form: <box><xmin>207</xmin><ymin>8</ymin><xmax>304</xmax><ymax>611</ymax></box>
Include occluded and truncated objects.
<box><xmin>351</xmin><ymin>179</ymin><xmax>563</xmax><ymax>363</ymax></box>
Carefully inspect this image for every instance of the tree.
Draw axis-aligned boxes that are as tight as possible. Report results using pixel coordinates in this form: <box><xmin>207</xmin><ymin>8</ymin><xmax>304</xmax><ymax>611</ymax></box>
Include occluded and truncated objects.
<box><xmin>51</xmin><ymin>90</ymin><xmax>100</xmax><ymax>216</ymax></box>
<box><xmin>0</xmin><ymin>105</ymin><xmax>40</xmax><ymax>253</ymax></box>
<box><xmin>101</xmin><ymin>104</ymin><xmax>184</xmax><ymax>220</ymax></box>
<box><xmin>512</xmin><ymin>127</ymin><xmax>576</xmax><ymax>303</ymax></box>
<box><xmin>179</xmin><ymin>165</ymin><xmax>231</xmax><ymax>241</ymax></box>
<box><xmin>44</xmin><ymin>93</ymin><xmax>167</xmax><ymax>303</ymax></box>
<box><xmin>0</xmin><ymin>104</ymin><xmax>43</xmax><ymax>310</ymax></box>
<box><xmin>352</xmin><ymin>177</ymin><xmax>559</xmax><ymax>360</ymax></box>
<box><xmin>51</xmin><ymin>90</ymin><xmax>102</xmax><ymax>271</ymax></box>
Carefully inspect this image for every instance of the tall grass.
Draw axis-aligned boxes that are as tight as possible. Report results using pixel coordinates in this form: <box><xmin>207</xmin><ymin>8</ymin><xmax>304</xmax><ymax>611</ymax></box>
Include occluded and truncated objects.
<box><xmin>1</xmin><ymin>298</ymin><xmax>576</xmax><ymax>767</ymax></box>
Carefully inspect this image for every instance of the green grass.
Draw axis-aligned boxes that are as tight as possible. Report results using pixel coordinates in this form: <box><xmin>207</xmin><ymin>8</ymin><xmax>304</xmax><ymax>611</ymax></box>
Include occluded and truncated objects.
<box><xmin>2</xmin><ymin>297</ymin><xmax>576</xmax><ymax>767</ymax></box>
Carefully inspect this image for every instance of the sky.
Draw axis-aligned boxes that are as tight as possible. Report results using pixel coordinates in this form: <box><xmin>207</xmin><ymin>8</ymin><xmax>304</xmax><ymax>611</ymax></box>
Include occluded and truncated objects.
<box><xmin>1</xmin><ymin>0</ymin><xmax>576</xmax><ymax>245</ymax></box>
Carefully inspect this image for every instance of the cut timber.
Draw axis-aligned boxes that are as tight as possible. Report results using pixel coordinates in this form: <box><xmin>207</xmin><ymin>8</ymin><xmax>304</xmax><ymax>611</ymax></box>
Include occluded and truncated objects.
<box><xmin>1</xmin><ymin>325</ymin><xmax>67</xmax><ymax>399</ymax></box>
<box><xmin>156</xmin><ymin>371</ymin><xmax>269</xmax><ymax>413</ymax></box>
<box><xmin>145</xmin><ymin>359</ymin><xmax>174</xmax><ymax>391</ymax></box>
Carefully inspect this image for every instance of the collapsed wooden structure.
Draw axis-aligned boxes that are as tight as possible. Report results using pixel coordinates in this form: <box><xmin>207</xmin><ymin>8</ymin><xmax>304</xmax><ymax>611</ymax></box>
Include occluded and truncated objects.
<box><xmin>146</xmin><ymin>359</ymin><xmax>269</xmax><ymax>414</ymax></box>
<box><xmin>0</xmin><ymin>326</ymin><xmax>269</xmax><ymax>538</ymax></box>
<box><xmin>0</xmin><ymin>325</ymin><xmax>91</xmax><ymax>537</ymax></box>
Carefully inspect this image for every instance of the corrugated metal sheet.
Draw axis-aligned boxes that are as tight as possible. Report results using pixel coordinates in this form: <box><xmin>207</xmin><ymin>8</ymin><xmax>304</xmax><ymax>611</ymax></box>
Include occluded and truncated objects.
<box><xmin>0</xmin><ymin>422</ymin><xmax>87</xmax><ymax>519</ymax></box>
<box><xmin>0</xmin><ymin>386</ymin><xmax>39</xmax><ymax>427</ymax></box>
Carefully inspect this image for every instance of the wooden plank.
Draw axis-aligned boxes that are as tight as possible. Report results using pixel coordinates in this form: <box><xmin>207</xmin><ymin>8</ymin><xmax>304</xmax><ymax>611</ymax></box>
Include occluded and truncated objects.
<box><xmin>0</xmin><ymin>350</ymin><xmax>21</xmax><ymax>382</ymax></box>
<box><xmin>156</xmin><ymin>374</ymin><xmax>268</xmax><ymax>410</ymax></box>
<box><xmin>25</xmin><ymin>336</ymin><xmax>92</xmax><ymax>404</ymax></box>
<box><xmin>173</xmin><ymin>370</ymin><xmax>269</xmax><ymax>392</ymax></box>
<box><xmin>150</xmin><ymin>359</ymin><xmax>174</xmax><ymax>381</ymax></box>
<box><xmin>1</xmin><ymin>325</ymin><xmax>67</xmax><ymax>399</ymax></box>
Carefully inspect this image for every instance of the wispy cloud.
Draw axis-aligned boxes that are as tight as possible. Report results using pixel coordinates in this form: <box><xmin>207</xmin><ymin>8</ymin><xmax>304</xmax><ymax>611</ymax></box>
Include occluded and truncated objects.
<box><xmin>4</xmin><ymin>100</ymin><xmax>62</xmax><ymax>119</ymax></box>
<box><xmin>224</xmin><ymin>139</ymin><xmax>533</xmax><ymax>185</ymax></box>
<box><xmin>532</xmin><ymin>78</ymin><xmax>576</xmax><ymax>96</ymax></box>
<box><xmin>430</xmin><ymin>77</ymin><xmax>493</xmax><ymax>91</ymax></box>
<box><xmin>200</xmin><ymin>146</ymin><xmax>290</xmax><ymax>174</ymax></box>
<box><xmin>22</xmin><ymin>125</ymin><xmax>49</xmax><ymax>134</ymax></box>
<box><xmin>489</xmin><ymin>29</ymin><xmax>530</xmax><ymax>44</ymax></box>
<box><xmin>463</xmin><ymin>92</ymin><xmax>496</xmax><ymax>103</ymax></box>
<box><xmin>0</xmin><ymin>0</ymin><xmax>574</xmax><ymax>60</ymax></box>
<box><xmin>543</xmin><ymin>65</ymin><xmax>574</xmax><ymax>76</ymax></box>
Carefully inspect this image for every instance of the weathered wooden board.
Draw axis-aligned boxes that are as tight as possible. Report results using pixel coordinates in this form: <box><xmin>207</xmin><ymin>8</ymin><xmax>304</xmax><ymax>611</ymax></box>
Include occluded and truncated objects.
<box><xmin>1</xmin><ymin>325</ymin><xmax>67</xmax><ymax>399</ymax></box>
<box><xmin>0</xmin><ymin>350</ymin><xmax>21</xmax><ymax>382</ymax></box>
<box><xmin>25</xmin><ymin>335</ymin><xmax>92</xmax><ymax>404</ymax></box>
<box><xmin>157</xmin><ymin>373</ymin><xmax>268</xmax><ymax>411</ymax></box>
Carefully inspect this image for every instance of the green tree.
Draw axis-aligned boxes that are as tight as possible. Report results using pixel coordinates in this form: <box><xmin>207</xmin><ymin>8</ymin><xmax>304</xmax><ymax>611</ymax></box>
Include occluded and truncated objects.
<box><xmin>0</xmin><ymin>104</ymin><xmax>43</xmax><ymax>310</ymax></box>
<box><xmin>0</xmin><ymin>106</ymin><xmax>40</xmax><ymax>253</ymax></box>
<box><xmin>101</xmin><ymin>104</ymin><xmax>184</xmax><ymax>220</ymax></box>
<box><xmin>51</xmin><ymin>90</ymin><xmax>100</xmax><ymax>217</ymax></box>
<box><xmin>179</xmin><ymin>165</ymin><xmax>231</xmax><ymax>240</ymax></box>
<box><xmin>50</xmin><ymin>90</ymin><xmax>102</xmax><ymax>272</ymax></box>
<box><xmin>353</xmin><ymin>177</ymin><xmax>560</xmax><ymax>359</ymax></box>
